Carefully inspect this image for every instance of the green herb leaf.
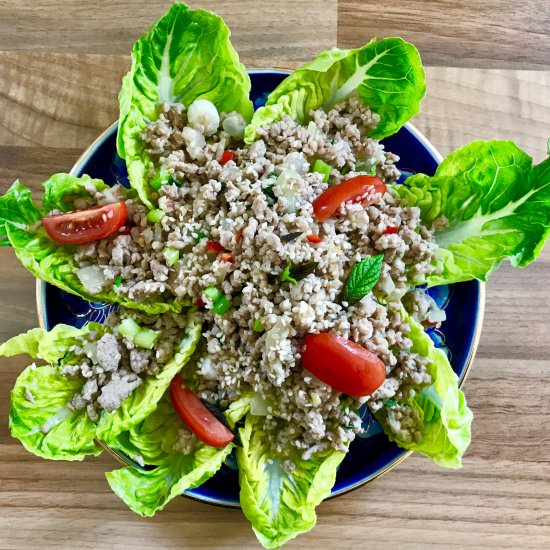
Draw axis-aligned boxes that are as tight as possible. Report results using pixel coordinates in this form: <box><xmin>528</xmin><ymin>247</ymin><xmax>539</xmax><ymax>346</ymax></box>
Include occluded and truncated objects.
<box><xmin>281</xmin><ymin>231</ymin><xmax>303</xmax><ymax>243</ymax></box>
<box><xmin>114</xmin><ymin>275</ymin><xmax>123</xmax><ymax>287</ymax></box>
<box><xmin>194</xmin><ymin>230</ymin><xmax>207</xmax><ymax>243</ymax></box>
<box><xmin>262</xmin><ymin>185</ymin><xmax>277</xmax><ymax>206</ymax></box>
<box><xmin>278</xmin><ymin>262</ymin><xmax>318</xmax><ymax>285</ymax></box>
<box><xmin>289</xmin><ymin>262</ymin><xmax>317</xmax><ymax>281</ymax></box>
<box><xmin>280</xmin><ymin>263</ymin><xmax>297</xmax><ymax>285</ymax></box>
<box><xmin>344</xmin><ymin>255</ymin><xmax>383</xmax><ymax>302</ymax></box>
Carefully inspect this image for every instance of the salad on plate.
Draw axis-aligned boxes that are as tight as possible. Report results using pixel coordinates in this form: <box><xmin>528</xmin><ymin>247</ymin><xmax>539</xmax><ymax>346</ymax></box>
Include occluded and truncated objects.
<box><xmin>2</xmin><ymin>3</ymin><xmax>550</xmax><ymax>548</ymax></box>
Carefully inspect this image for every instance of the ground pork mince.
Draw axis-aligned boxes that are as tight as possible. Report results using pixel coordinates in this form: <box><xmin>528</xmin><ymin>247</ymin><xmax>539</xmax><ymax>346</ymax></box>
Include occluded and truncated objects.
<box><xmin>71</xmin><ymin>96</ymin><xmax>445</xmax><ymax>462</ymax></box>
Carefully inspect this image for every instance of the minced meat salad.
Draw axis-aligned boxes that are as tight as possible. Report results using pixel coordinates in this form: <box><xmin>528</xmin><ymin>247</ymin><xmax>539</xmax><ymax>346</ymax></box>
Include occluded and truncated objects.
<box><xmin>62</xmin><ymin>311</ymin><xmax>187</xmax><ymax>422</ymax></box>
<box><xmin>71</xmin><ymin>96</ymin><xmax>444</xmax><ymax>460</ymax></box>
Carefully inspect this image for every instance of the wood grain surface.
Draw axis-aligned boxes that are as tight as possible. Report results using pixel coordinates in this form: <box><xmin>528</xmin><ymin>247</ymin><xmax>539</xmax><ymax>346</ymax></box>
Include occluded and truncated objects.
<box><xmin>1</xmin><ymin>1</ymin><xmax>550</xmax><ymax>549</ymax></box>
<box><xmin>338</xmin><ymin>0</ymin><xmax>550</xmax><ymax>69</ymax></box>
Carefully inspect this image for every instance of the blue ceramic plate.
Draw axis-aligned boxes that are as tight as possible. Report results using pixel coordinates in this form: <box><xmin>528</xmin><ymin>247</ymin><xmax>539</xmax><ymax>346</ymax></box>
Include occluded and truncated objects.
<box><xmin>37</xmin><ymin>70</ymin><xmax>484</xmax><ymax>507</ymax></box>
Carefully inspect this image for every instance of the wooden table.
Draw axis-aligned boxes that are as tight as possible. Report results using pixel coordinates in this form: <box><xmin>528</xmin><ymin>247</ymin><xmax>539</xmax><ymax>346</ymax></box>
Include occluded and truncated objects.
<box><xmin>1</xmin><ymin>1</ymin><xmax>550</xmax><ymax>548</ymax></box>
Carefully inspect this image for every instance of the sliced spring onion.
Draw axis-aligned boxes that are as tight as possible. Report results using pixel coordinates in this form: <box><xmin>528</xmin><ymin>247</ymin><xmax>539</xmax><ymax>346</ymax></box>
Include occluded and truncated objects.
<box><xmin>212</xmin><ymin>295</ymin><xmax>232</xmax><ymax>315</ymax></box>
<box><xmin>134</xmin><ymin>327</ymin><xmax>161</xmax><ymax>350</ymax></box>
<box><xmin>114</xmin><ymin>275</ymin><xmax>122</xmax><ymax>287</ymax></box>
<box><xmin>146</xmin><ymin>209</ymin><xmax>165</xmax><ymax>223</ymax></box>
<box><xmin>313</xmin><ymin>159</ymin><xmax>332</xmax><ymax>183</ymax></box>
<box><xmin>163</xmin><ymin>247</ymin><xmax>179</xmax><ymax>266</ymax></box>
<box><xmin>150</xmin><ymin>166</ymin><xmax>171</xmax><ymax>190</ymax></box>
<box><xmin>204</xmin><ymin>285</ymin><xmax>223</xmax><ymax>303</ymax></box>
<box><xmin>118</xmin><ymin>318</ymin><xmax>160</xmax><ymax>349</ymax></box>
<box><xmin>252</xmin><ymin>317</ymin><xmax>265</xmax><ymax>333</ymax></box>
<box><xmin>118</xmin><ymin>318</ymin><xmax>141</xmax><ymax>340</ymax></box>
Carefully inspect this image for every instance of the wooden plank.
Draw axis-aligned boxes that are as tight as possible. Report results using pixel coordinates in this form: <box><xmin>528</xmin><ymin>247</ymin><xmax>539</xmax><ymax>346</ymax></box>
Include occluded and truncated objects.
<box><xmin>418</xmin><ymin>67</ymin><xmax>550</xmax><ymax>162</ymax></box>
<box><xmin>1</xmin><ymin>52</ymin><xmax>549</xmax><ymax>163</ymax></box>
<box><xmin>0</xmin><ymin>0</ymin><xmax>337</xmax><ymax>60</ymax></box>
<box><xmin>338</xmin><ymin>0</ymin><xmax>550</xmax><ymax>69</ymax></box>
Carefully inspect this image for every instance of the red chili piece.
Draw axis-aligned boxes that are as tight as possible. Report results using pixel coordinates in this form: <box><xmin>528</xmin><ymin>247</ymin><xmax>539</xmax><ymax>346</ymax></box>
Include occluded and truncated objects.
<box><xmin>206</xmin><ymin>241</ymin><xmax>225</xmax><ymax>254</ymax></box>
<box><xmin>306</xmin><ymin>234</ymin><xmax>322</xmax><ymax>243</ymax></box>
<box><xmin>383</xmin><ymin>226</ymin><xmax>399</xmax><ymax>235</ymax></box>
<box><xmin>236</xmin><ymin>230</ymin><xmax>243</xmax><ymax>243</ymax></box>
<box><xmin>220</xmin><ymin>252</ymin><xmax>234</xmax><ymax>263</ymax></box>
<box><xmin>220</xmin><ymin>150</ymin><xmax>235</xmax><ymax>166</ymax></box>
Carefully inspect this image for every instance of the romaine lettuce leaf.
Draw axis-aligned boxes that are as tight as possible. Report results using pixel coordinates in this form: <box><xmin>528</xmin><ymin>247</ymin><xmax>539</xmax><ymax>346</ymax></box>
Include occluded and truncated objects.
<box><xmin>117</xmin><ymin>2</ymin><xmax>254</xmax><ymax>205</ymax></box>
<box><xmin>2</xmin><ymin>310</ymin><xmax>202</xmax><ymax>460</ymax></box>
<box><xmin>2</xmin><ymin>324</ymin><xmax>101</xmax><ymax>460</ymax></box>
<box><xmin>375</xmin><ymin>314</ymin><xmax>473</xmax><ymax>468</ymax></box>
<box><xmin>392</xmin><ymin>140</ymin><xmax>550</xmax><ymax>285</ymax></box>
<box><xmin>237</xmin><ymin>414</ymin><xmax>346</xmax><ymax>549</ymax></box>
<box><xmin>105</xmin><ymin>396</ymin><xmax>250</xmax><ymax>516</ymax></box>
<box><xmin>244</xmin><ymin>37</ymin><xmax>425</xmax><ymax>144</ymax></box>
<box><xmin>0</xmin><ymin>176</ymin><xmax>183</xmax><ymax>313</ymax></box>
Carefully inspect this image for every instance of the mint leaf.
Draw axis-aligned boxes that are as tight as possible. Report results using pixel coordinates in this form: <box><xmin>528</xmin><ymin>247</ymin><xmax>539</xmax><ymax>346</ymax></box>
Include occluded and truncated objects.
<box><xmin>344</xmin><ymin>255</ymin><xmax>383</xmax><ymax>302</ymax></box>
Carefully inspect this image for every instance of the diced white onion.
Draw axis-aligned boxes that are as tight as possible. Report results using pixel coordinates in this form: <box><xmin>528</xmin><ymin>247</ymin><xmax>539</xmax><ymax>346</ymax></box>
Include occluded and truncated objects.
<box><xmin>222</xmin><ymin>113</ymin><xmax>246</xmax><ymax>138</ymax></box>
<box><xmin>187</xmin><ymin>99</ymin><xmax>220</xmax><ymax>136</ymax></box>
<box><xmin>181</xmin><ymin>126</ymin><xmax>206</xmax><ymax>160</ymax></box>
<box><xmin>282</xmin><ymin>152</ymin><xmax>309</xmax><ymax>175</ymax></box>
<box><xmin>77</xmin><ymin>265</ymin><xmax>106</xmax><ymax>295</ymax></box>
<box><xmin>275</xmin><ymin>169</ymin><xmax>300</xmax><ymax>214</ymax></box>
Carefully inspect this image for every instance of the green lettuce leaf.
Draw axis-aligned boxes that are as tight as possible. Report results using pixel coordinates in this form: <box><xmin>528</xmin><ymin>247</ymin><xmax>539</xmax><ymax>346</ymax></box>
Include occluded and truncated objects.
<box><xmin>392</xmin><ymin>140</ymin><xmax>550</xmax><ymax>285</ymax></box>
<box><xmin>2</xmin><ymin>324</ymin><xmax>101</xmax><ymax>460</ymax></box>
<box><xmin>105</xmin><ymin>396</ymin><xmax>250</xmax><ymax>517</ymax></box>
<box><xmin>117</xmin><ymin>2</ymin><xmax>253</xmax><ymax>205</ymax></box>
<box><xmin>9</xmin><ymin>364</ymin><xmax>102</xmax><ymax>460</ymax></box>
<box><xmin>0</xmin><ymin>176</ymin><xmax>183</xmax><ymax>313</ymax></box>
<box><xmin>237</xmin><ymin>414</ymin><xmax>346</xmax><ymax>548</ymax></box>
<box><xmin>2</xmin><ymin>310</ymin><xmax>202</xmax><ymax>460</ymax></box>
<box><xmin>244</xmin><ymin>37</ymin><xmax>425</xmax><ymax>144</ymax></box>
<box><xmin>375</xmin><ymin>314</ymin><xmax>473</xmax><ymax>468</ymax></box>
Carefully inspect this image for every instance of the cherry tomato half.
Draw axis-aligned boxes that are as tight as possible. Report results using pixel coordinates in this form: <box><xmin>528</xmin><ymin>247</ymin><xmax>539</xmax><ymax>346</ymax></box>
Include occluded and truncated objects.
<box><xmin>300</xmin><ymin>333</ymin><xmax>386</xmax><ymax>396</ymax></box>
<box><xmin>42</xmin><ymin>202</ymin><xmax>128</xmax><ymax>245</ymax></box>
<box><xmin>312</xmin><ymin>175</ymin><xmax>386</xmax><ymax>222</ymax></box>
<box><xmin>170</xmin><ymin>374</ymin><xmax>234</xmax><ymax>448</ymax></box>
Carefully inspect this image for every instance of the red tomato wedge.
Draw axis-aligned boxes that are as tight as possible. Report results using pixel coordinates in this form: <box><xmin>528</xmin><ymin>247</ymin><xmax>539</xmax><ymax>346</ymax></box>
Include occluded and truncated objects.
<box><xmin>300</xmin><ymin>333</ymin><xmax>386</xmax><ymax>396</ymax></box>
<box><xmin>42</xmin><ymin>202</ymin><xmax>128</xmax><ymax>245</ymax></box>
<box><xmin>170</xmin><ymin>374</ymin><xmax>234</xmax><ymax>448</ymax></box>
<box><xmin>312</xmin><ymin>175</ymin><xmax>386</xmax><ymax>222</ymax></box>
